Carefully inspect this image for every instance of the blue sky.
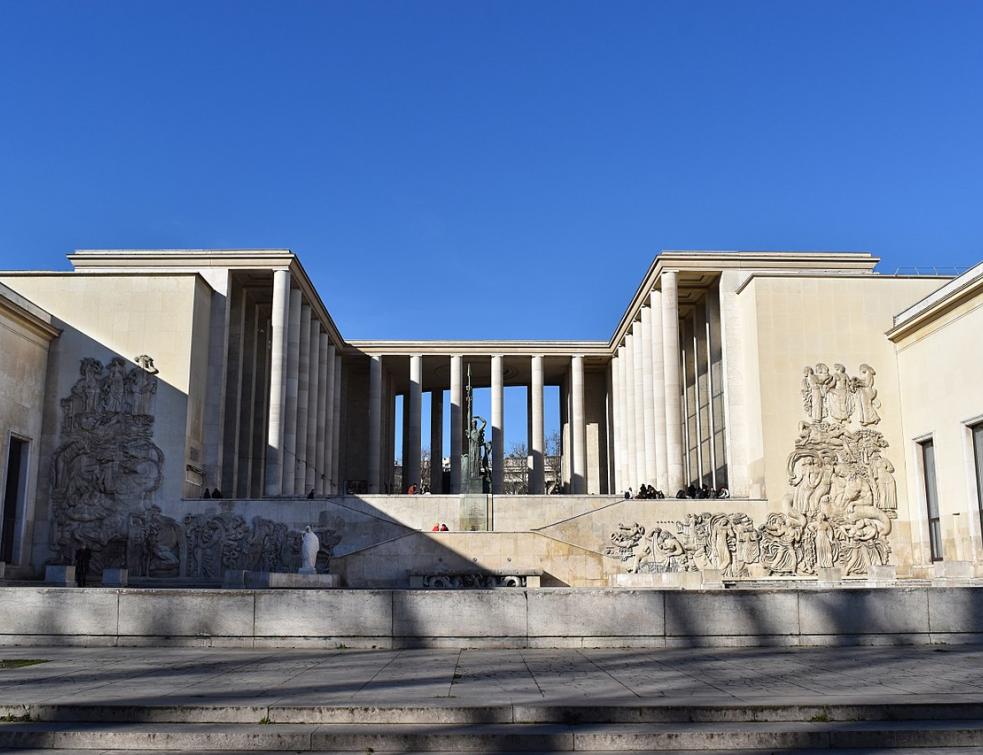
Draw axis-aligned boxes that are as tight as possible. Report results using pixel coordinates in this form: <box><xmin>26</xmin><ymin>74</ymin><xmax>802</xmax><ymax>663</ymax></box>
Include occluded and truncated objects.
<box><xmin>2</xmin><ymin>1</ymin><xmax>981</xmax><ymax>458</ymax></box>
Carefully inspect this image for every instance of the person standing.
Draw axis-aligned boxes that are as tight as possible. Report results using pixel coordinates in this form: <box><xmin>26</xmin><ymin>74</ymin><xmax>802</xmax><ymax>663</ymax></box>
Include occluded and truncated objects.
<box><xmin>74</xmin><ymin>546</ymin><xmax>92</xmax><ymax>588</ymax></box>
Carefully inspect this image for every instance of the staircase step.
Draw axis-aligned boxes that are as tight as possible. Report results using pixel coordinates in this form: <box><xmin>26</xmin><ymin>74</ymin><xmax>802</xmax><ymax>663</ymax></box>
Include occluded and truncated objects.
<box><xmin>4</xmin><ymin>700</ymin><xmax>983</xmax><ymax>725</ymax></box>
<box><xmin>2</xmin><ymin>720</ymin><xmax>983</xmax><ymax>751</ymax></box>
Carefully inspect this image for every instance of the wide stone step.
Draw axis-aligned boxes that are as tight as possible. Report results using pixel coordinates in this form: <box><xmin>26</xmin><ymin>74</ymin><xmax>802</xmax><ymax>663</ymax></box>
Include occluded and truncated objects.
<box><xmin>5</xmin><ymin>701</ymin><xmax>983</xmax><ymax>724</ymax></box>
<box><xmin>3</xmin><ymin>720</ymin><xmax>983</xmax><ymax>751</ymax></box>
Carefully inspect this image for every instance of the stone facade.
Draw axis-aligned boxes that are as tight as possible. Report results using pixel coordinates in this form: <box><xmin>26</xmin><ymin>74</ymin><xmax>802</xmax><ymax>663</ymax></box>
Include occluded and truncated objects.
<box><xmin>0</xmin><ymin>249</ymin><xmax>980</xmax><ymax>587</ymax></box>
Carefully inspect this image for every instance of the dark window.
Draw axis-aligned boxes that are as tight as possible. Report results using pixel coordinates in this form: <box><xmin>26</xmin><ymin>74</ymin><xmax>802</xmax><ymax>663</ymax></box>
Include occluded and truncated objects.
<box><xmin>973</xmin><ymin>423</ymin><xmax>983</xmax><ymax>548</ymax></box>
<box><xmin>921</xmin><ymin>439</ymin><xmax>942</xmax><ymax>561</ymax></box>
<box><xmin>1</xmin><ymin>437</ymin><xmax>28</xmax><ymax>563</ymax></box>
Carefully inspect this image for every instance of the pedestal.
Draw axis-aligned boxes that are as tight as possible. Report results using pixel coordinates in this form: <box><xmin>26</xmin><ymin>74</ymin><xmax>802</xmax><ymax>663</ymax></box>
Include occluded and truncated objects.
<box><xmin>868</xmin><ymin>564</ymin><xmax>897</xmax><ymax>586</ymax></box>
<box><xmin>460</xmin><ymin>494</ymin><xmax>489</xmax><ymax>531</ymax></box>
<box><xmin>44</xmin><ymin>565</ymin><xmax>75</xmax><ymax>586</ymax></box>
<box><xmin>701</xmin><ymin>568</ymin><xmax>724</xmax><ymax>590</ymax></box>
<box><xmin>102</xmin><ymin>568</ymin><xmax>128</xmax><ymax>587</ymax></box>
<box><xmin>817</xmin><ymin>566</ymin><xmax>843</xmax><ymax>587</ymax></box>
<box><xmin>932</xmin><ymin>560</ymin><xmax>974</xmax><ymax>585</ymax></box>
<box><xmin>223</xmin><ymin>570</ymin><xmax>341</xmax><ymax>589</ymax></box>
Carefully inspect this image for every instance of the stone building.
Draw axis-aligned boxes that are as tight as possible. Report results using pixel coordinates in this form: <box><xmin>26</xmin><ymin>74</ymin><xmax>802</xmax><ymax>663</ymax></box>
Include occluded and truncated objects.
<box><xmin>0</xmin><ymin>248</ymin><xmax>980</xmax><ymax>585</ymax></box>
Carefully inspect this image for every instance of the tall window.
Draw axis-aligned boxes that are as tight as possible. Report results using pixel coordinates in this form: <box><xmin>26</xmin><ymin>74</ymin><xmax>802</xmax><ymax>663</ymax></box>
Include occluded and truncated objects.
<box><xmin>973</xmin><ymin>423</ymin><xmax>983</xmax><ymax>548</ymax></box>
<box><xmin>920</xmin><ymin>439</ymin><xmax>943</xmax><ymax>561</ymax></box>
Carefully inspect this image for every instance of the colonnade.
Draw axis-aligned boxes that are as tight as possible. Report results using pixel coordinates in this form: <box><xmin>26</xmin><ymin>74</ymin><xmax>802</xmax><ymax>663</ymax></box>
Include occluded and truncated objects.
<box><xmin>363</xmin><ymin>353</ymin><xmax>590</xmax><ymax>495</ymax></box>
<box><xmin>264</xmin><ymin>269</ymin><xmax>344</xmax><ymax>497</ymax></box>
<box><xmin>612</xmin><ymin>270</ymin><xmax>685</xmax><ymax>494</ymax></box>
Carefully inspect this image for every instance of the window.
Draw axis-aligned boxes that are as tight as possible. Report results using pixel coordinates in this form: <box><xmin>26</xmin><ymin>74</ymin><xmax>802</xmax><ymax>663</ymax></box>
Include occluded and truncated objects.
<box><xmin>920</xmin><ymin>439</ymin><xmax>942</xmax><ymax>561</ymax></box>
<box><xmin>1</xmin><ymin>437</ymin><xmax>29</xmax><ymax>563</ymax></box>
<box><xmin>973</xmin><ymin>423</ymin><xmax>983</xmax><ymax>547</ymax></box>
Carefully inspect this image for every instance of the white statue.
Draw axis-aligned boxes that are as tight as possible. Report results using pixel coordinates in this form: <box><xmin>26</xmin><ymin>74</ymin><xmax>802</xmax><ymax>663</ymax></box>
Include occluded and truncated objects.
<box><xmin>300</xmin><ymin>526</ymin><xmax>319</xmax><ymax>574</ymax></box>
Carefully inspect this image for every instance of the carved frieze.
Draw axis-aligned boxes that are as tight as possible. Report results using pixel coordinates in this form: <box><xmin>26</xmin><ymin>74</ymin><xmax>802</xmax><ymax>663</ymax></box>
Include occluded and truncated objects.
<box><xmin>606</xmin><ymin>362</ymin><xmax>896</xmax><ymax>579</ymax></box>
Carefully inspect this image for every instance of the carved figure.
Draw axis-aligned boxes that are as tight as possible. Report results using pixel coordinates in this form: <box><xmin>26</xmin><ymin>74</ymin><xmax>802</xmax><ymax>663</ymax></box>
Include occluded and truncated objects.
<box><xmin>826</xmin><ymin>364</ymin><xmax>854</xmax><ymax>423</ymax></box>
<box><xmin>854</xmin><ymin>364</ymin><xmax>881</xmax><ymax>425</ymax></box>
<box><xmin>134</xmin><ymin>354</ymin><xmax>160</xmax><ymax>375</ymax></box>
<box><xmin>300</xmin><ymin>526</ymin><xmax>319</xmax><ymax>573</ymax></box>
<box><xmin>870</xmin><ymin>452</ymin><xmax>897</xmax><ymax>513</ymax></box>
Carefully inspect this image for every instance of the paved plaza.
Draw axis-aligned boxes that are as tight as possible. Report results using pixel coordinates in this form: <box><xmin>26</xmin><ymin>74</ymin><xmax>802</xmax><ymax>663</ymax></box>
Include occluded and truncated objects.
<box><xmin>1</xmin><ymin>644</ymin><xmax>982</xmax><ymax>709</ymax></box>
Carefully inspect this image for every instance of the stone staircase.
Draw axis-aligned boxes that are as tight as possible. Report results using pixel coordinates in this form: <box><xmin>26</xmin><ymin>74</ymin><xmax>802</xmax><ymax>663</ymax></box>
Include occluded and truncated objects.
<box><xmin>3</xmin><ymin>701</ymin><xmax>983</xmax><ymax>751</ymax></box>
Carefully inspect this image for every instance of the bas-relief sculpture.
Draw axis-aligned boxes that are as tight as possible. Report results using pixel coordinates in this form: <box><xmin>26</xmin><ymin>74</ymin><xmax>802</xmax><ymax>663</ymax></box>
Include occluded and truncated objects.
<box><xmin>50</xmin><ymin>357</ymin><xmax>342</xmax><ymax>580</ymax></box>
<box><xmin>606</xmin><ymin>362</ymin><xmax>898</xmax><ymax>579</ymax></box>
<box><xmin>51</xmin><ymin>357</ymin><xmax>165</xmax><ymax>573</ymax></box>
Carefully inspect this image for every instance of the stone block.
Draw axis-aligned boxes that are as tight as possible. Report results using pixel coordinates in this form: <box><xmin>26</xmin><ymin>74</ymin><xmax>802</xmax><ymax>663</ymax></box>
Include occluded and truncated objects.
<box><xmin>527</xmin><ymin>589</ymin><xmax>664</xmax><ymax>638</ymax></box>
<box><xmin>0</xmin><ymin>587</ymin><xmax>117</xmax><ymax>636</ymax></box>
<box><xmin>392</xmin><ymin>590</ymin><xmax>526</xmax><ymax>639</ymax></box>
<box><xmin>0</xmin><ymin>562</ymin><xmax>5</xmax><ymax>578</ymax></box>
<box><xmin>817</xmin><ymin>567</ymin><xmax>843</xmax><ymax>586</ymax></box>
<box><xmin>118</xmin><ymin>590</ymin><xmax>255</xmax><ymax>638</ymax></box>
<box><xmin>101</xmin><ymin>568</ymin><xmax>128</xmax><ymax>587</ymax></box>
<box><xmin>701</xmin><ymin>569</ymin><xmax>724</xmax><ymax>589</ymax></box>
<box><xmin>254</xmin><ymin>589</ymin><xmax>392</xmax><ymax>638</ymax></box>
<box><xmin>526</xmin><ymin>575</ymin><xmax>541</xmax><ymax>588</ymax></box>
<box><xmin>609</xmin><ymin>572</ymin><xmax>680</xmax><ymax>588</ymax></box>
<box><xmin>798</xmin><ymin>588</ymin><xmax>930</xmax><ymax>636</ymax></box>
<box><xmin>867</xmin><ymin>564</ymin><xmax>896</xmax><ymax>584</ymax></box>
<box><xmin>928</xmin><ymin>588</ymin><xmax>983</xmax><ymax>633</ymax></box>
<box><xmin>222</xmin><ymin>570</ymin><xmax>247</xmax><ymax>588</ymax></box>
<box><xmin>460</xmin><ymin>494</ymin><xmax>489</xmax><ymax>531</ymax></box>
<box><xmin>44</xmin><ymin>565</ymin><xmax>75</xmax><ymax>586</ymax></box>
<box><xmin>264</xmin><ymin>573</ymin><xmax>340</xmax><ymax>589</ymax></box>
<box><xmin>933</xmin><ymin>561</ymin><xmax>974</xmax><ymax>580</ymax></box>
<box><xmin>665</xmin><ymin>591</ymin><xmax>799</xmax><ymax>638</ymax></box>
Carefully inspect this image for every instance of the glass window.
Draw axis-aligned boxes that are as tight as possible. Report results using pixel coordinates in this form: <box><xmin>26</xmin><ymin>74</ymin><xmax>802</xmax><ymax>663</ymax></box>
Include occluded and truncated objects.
<box><xmin>921</xmin><ymin>439</ymin><xmax>942</xmax><ymax>561</ymax></box>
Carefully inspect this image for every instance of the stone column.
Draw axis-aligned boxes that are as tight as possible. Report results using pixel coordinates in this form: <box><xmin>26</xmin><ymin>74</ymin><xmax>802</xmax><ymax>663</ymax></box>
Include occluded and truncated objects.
<box><xmin>430</xmin><ymin>389</ymin><xmax>443</xmax><ymax>493</ymax></box>
<box><xmin>305</xmin><ymin>322</ymin><xmax>321</xmax><ymax>494</ymax></box>
<box><xmin>281</xmin><ymin>288</ymin><xmax>302</xmax><ymax>496</ymax></box>
<box><xmin>613</xmin><ymin>347</ymin><xmax>625</xmax><ymax>493</ymax></box>
<box><xmin>367</xmin><ymin>355</ymin><xmax>382</xmax><ymax>493</ymax></box>
<box><xmin>331</xmin><ymin>353</ymin><xmax>342</xmax><ymax>493</ymax></box>
<box><xmin>294</xmin><ymin>304</ymin><xmax>312</xmax><ymax>495</ymax></box>
<box><xmin>406</xmin><ymin>354</ymin><xmax>422</xmax><ymax>490</ymax></box>
<box><xmin>639</xmin><ymin>306</ymin><xmax>658</xmax><ymax>486</ymax></box>
<box><xmin>315</xmin><ymin>333</ymin><xmax>329</xmax><ymax>495</ymax></box>
<box><xmin>322</xmin><ymin>343</ymin><xmax>336</xmax><ymax>494</ymax></box>
<box><xmin>662</xmin><ymin>270</ymin><xmax>685</xmax><ymax>492</ymax></box>
<box><xmin>530</xmin><ymin>354</ymin><xmax>545</xmax><ymax>494</ymax></box>
<box><xmin>449</xmin><ymin>355</ymin><xmax>463</xmax><ymax>493</ymax></box>
<box><xmin>623</xmin><ymin>334</ymin><xmax>637</xmax><ymax>491</ymax></box>
<box><xmin>491</xmin><ymin>354</ymin><xmax>505</xmax><ymax>493</ymax></box>
<box><xmin>649</xmin><ymin>289</ymin><xmax>668</xmax><ymax>492</ymax></box>
<box><xmin>571</xmin><ymin>354</ymin><xmax>586</xmax><ymax>494</ymax></box>
<box><xmin>265</xmin><ymin>270</ymin><xmax>291</xmax><ymax>496</ymax></box>
<box><xmin>632</xmin><ymin>321</ymin><xmax>647</xmax><ymax>488</ymax></box>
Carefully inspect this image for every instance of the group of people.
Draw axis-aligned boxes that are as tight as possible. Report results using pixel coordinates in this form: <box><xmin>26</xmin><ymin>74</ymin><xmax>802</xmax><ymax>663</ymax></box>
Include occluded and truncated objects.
<box><xmin>625</xmin><ymin>485</ymin><xmax>665</xmax><ymax>500</ymax></box>
<box><xmin>430</xmin><ymin>522</ymin><xmax>449</xmax><ymax>531</ymax></box>
<box><xmin>624</xmin><ymin>484</ymin><xmax>731</xmax><ymax>500</ymax></box>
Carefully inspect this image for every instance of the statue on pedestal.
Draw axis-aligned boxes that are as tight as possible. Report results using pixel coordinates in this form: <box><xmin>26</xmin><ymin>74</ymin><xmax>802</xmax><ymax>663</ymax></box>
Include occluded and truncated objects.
<box><xmin>463</xmin><ymin>367</ymin><xmax>492</xmax><ymax>493</ymax></box>
<box><xmin>299</xmin><ymin>526</ymin><xmax>319</xmax><ymax>574</ymax></box>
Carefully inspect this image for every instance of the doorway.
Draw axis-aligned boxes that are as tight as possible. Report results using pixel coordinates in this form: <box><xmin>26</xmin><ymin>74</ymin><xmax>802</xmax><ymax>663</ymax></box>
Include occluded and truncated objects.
<box><xmin>1</xmin><ymin>436</ymin><xmax>28</xmax><ymax>563</ymax></box>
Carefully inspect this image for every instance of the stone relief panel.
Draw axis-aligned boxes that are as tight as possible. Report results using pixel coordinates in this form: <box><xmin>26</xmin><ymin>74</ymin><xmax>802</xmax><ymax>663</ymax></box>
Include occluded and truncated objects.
<box><xmin>51</xmin><ymin>357</ymin><xmax>165</xmax><ymax>572</ymax></box>
<box><xmin>50</xmin><ymin>357</ymin><xmax>343</xmax><ymax>580</ymax></box>
<box><xmin>605</xmin><ymin>362</ymin><xmax>896</xmax><ymax>578</ymax></box>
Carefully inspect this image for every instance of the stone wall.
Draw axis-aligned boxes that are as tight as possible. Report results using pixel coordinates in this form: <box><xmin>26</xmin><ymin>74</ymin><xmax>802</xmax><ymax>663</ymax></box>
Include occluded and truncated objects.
<box><xmin>0</xmin><ymin>586</ymin><xmax>980</xmax><ymax>648</ymax></box>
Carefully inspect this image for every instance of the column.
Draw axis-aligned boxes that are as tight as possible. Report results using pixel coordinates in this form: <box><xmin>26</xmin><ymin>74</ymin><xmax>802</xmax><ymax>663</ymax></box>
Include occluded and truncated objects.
<box><xmin>649</xmin><ymin>289</ymin><xmax>668</xmax><ymax>492</ymax></box>
<box><xmin>613</xmin><ymin>347</ymin><xmax>625</xmax><ymax>493</ymax></box>
<box><xmin>605</xmin><ymin>355</ymin><xmax>615</xmax><ymax>494</ymax></box>
<box><xmin>491</xmin><ymin>354</ymin><xmax>505</xmax><ymax>493</ymax></box>
<box><xmin>530</xmin><ymin>354</ymin><xmax>545</xmax><ymax>494</ymax></box>
<box><xmin>294</xmin><ymin>304</ymin><xmax>312</xmax><ymax>495</ymax></box>
<box><xmin>265</xmin><ymin>271</ymin><xmax>290</xmax><ymax>496</ymax></box>
<box><xmin>331</xmin><ymin>353</ymin><xmax>342</xmax><ymax>493</ymax></box>
<box><xmin>367</xmin><ymin>355</ymin><xmax>382</xmax><ymax>493</ymax></box>
<box><xmin>322</xmin><ymin>342</ymin><xmax>335</xmax><ymax>494</ymax></box>
<box><xmin>430</xmin><ymin>388</ymin><xmax>443</xmax><ymax>493</ymax></box>
<box><xmin>639</xmin><ymin>305</ymin><xmax>658</xmax><ymax>486</ymax></box>
<box><xmin>449</xmin><ymin>355</ymin><xmax>463</xmax><ymax>493</ymax></box>
<box><xmin>623</xmin><ymin>334</ymin><xmax>637</xmax><ymax>491</ymax></box>
<box><xmin>662</xmin><ymin>270</ymin><xmax>685</xmax><ymax>492</ymax></box>
<box><xmin>632</xmin><ymin>321</ymin><xmax>646</xmax><ymax>488</ymax></box>
<box><xmin>305</xmin><ymin>321</ymin><xmax>321</xmax><ymax>493</ymax></box>
<box><xmin>406</xmin><ymin>354</ymin><xmax>422</xmax><ymax>490</ymax></box>
<box><xmin>315</xmin><ymin>333</ymin><xmax>329</xmax><ymax>494</ymax></box>
<box><xmin>571</xmin><ymin>354</ymin><xmax>586</xmax><ymax>494</ymax></box>
<box><xmin>281</xmin><ymin>289</ymin><xmax>302</xmax><ymax>496</ymax></box>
